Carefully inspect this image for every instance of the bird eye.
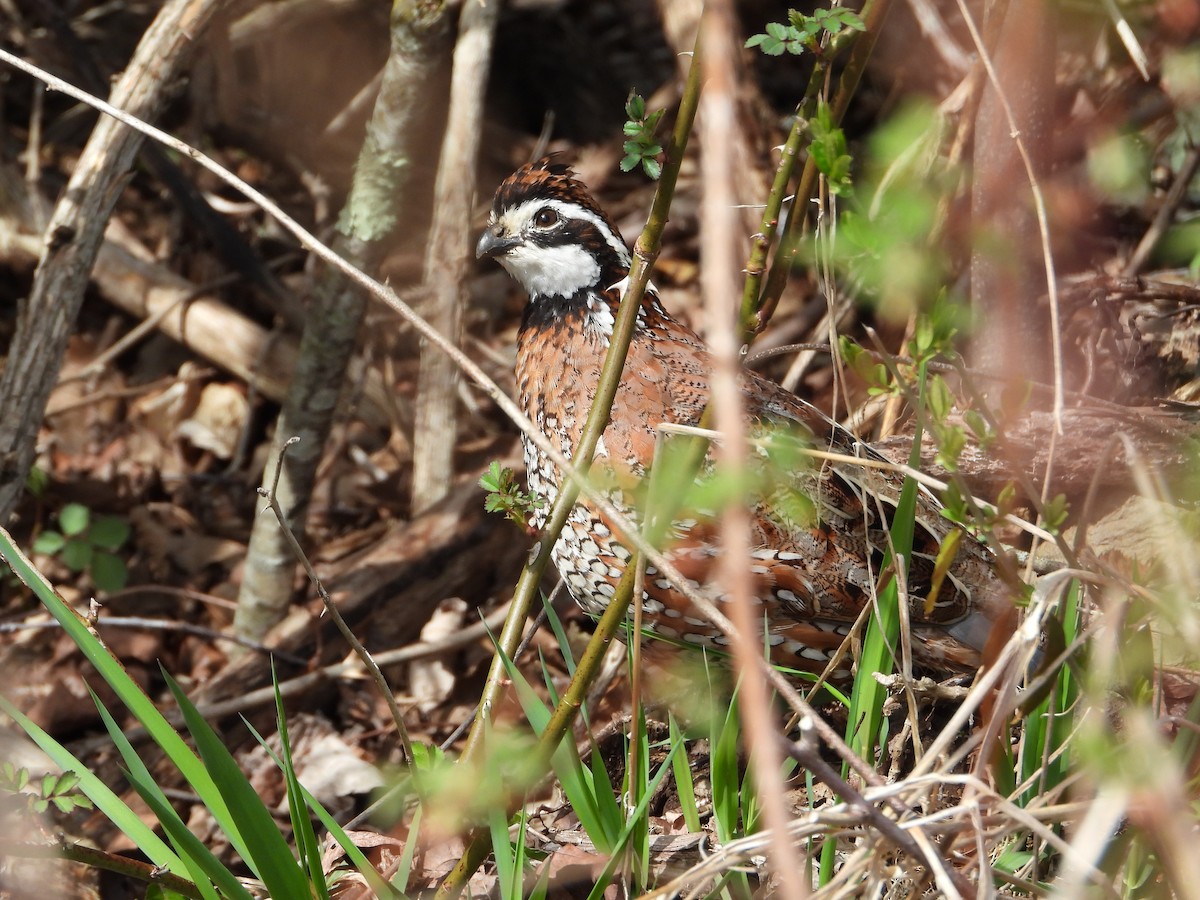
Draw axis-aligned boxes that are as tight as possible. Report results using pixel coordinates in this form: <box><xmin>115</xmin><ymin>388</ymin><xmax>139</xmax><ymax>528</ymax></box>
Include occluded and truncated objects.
<box><xmin>533</xmin><ymin>207</ymin><xmax>559</xmax><ymax>228</ymax></box>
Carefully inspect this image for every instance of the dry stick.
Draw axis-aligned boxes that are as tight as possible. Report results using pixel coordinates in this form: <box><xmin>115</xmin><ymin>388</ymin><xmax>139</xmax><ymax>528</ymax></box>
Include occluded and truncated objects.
<box><xmin>7</xmin><ymin>841</ymin><xmax>206</xmax><ymax>900</ymax></box>
<box><xmin>69</xmin><ymin>602</ymin><xmax>515</xmax><ymax>760</ymax></box>
<box><xmin>258</xmin><ymin>436</ymin><xmax>414</xmax><ymax>766</ymax></box>
<box><xmin>412</xmin><ymin>0</ymin><xmax>499</xmax><ymax>514</ymax></box>
<box><xmin>701</xmin><ymin>5</ymin><xmax>807</xmax><ymax>899</ymax></box>
<box><xmin>0</xmin><ymin>616</ymin><xmax>307</xmax><ymax>665</ymax></box>
<box><xmin>1123</xmin><ymin>143</ymin><xmax>1200</xmax><ymax>278</ymax></box>
<box><xmin>0</xmin><ymin>0</ymin><xmax>223</xmax><ymax>524</ymax></box>
<box><xmin>641</xmin><ymin>771</ymin><xmax>1079</xmax><ymax>899</ymax></box>
<box><xmin>778</xmin><ymin>722</ymin><xmax>969</xmax><ymax>898</ymax></box>
<box><xmin>0</xmin><ymin>221</ymin><xmax>313</xmax><ymax>412</ymax></box>
<box><xmin>0</xmin><ymin>47</ymin><xmax>910</xmax><ymax>814</ymax></box>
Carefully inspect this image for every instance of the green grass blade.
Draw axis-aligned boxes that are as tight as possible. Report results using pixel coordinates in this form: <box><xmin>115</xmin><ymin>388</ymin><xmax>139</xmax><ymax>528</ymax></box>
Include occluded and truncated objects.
<box><xmin>88</xmin><ymin>689</ymin><xmax>224</xmax><ymax>899</ymax></box>
<box><xmin>162</xmin><ymin>670</ymin><xmax>311</xmax><ymax>898</ymax></box>
<box><xmin>846</xmin><ymin>359</ymin><xmax>928</xmax><ymax>764</ymax></box>
<box><xmin>123</xmin><ymin>764</ymin><xmax>257</xmax><ymax>900</ymax></box>
<box><xmin>269</xmin><ymin>667</ymin><xmax>330</xmax><ymax>900</ymax></box>
<box><xmin>668</xmin><ymin>714</ymin><xmax>702</xmax><ymax>833</ymax></box>
<box><xmin>584</xmin><ymin>735</ymin><xmax>686</xmax><ymax>900</ymax></box>
<box><xmin>494</xmin><ymin>633</ymin><xmax>620</xmax><ymax>851</ymax></box>
<box><xmin>540</xmin><ymin>592</ymin><xmax>578</xmax><ymax>679</ymax></box>
<box><xmin>584</xmin><ymin>742</ymin><xmax>624</xmax><ymax>847</ymax></box>
<box><xmin>0</xmin><ymin>529</ymin><xmax>255</xmax><ymax>863</ymax></box>
<box><xmin>243</xmin><ymin>714</ymin><xmax>399</xmax><ymax>899</ymax></box>
<box><xmin>710</xmin><ymin>688</ymin><xmax>742</xmax><ymax>844</ymax></box>
<box><xmin>391</xmin><ymin>804</ymin><xmax>421</xmax><ymax>892</ymax></box>
<box><xmin>0</xmin><ymin>693</ymin><xmax>188</xmax><ymax>879</ymax></box>
<box><xmin>488</xmin><ymin>803</ymin><xmax>517</xmax><ymax>900</ymax></box>
<box><xmin>629</xmin><ymin>703</ymin><xmax>651</xmax><ymax>890</ymax></box>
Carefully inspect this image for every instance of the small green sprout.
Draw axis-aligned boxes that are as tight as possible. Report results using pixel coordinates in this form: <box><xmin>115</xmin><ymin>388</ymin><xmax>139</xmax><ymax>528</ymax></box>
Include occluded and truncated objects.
<box><xmin>620</xmin><ymin>93</ymin><xmax>665</xmax><ymax>180</ymax></box>
<box><xmin>0</xmin><ymin>763</ymin><xmax>94</xmax><ymax>816</ymax></box>
<box><xmin>745</xmin><ymin>7</ymin><xmax>866</xmax><ymax>57</ymax></box>
<box><xmin>479</xmin><ymin>461</ymin><xmax>544</xmax><ymax>529</ymax></box>
<box><xmin>33</xmin><ymin>502</ymin><xmax>130</xmax><ymax>592</ymax></box>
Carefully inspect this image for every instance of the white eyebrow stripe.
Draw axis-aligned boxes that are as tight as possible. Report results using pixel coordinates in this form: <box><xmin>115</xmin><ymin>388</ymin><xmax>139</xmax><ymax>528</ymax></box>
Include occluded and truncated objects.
<box><xmin>500</xmin><ymin>198</ymin><xmax>632</xmax><ymax>266</ymax></box>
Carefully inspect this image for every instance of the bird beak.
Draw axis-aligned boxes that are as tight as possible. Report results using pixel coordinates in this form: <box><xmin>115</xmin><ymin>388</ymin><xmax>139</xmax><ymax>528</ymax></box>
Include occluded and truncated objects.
<box><xmin>476</xmin><ymin>226</ymin><xmax>521</xmax><ymax>260</ymax></box>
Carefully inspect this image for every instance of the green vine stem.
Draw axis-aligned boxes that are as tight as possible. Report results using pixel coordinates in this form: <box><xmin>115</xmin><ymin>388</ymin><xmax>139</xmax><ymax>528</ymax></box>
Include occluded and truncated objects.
<box><xmin>754</xmin><ymin>0</ymin><xmax>891</xmax><ymax>324</ymax></box>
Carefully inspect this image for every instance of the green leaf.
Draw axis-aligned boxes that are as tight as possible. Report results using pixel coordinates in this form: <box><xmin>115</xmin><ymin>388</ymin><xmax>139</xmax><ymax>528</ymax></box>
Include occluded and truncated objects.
<box><xmin>61</xmin><ymin>539</ymin><xmax>93</xmax><ymax>572</ymax></box>
<box><xmin>927</xmin><ymin>375</ymin><xmax>954</xmax><ymax>421</ymax></box>
<box><xmin>963</xmin><ymin>409</ymin><xmax>992</xmax><ymax>443</ymax></box>
<box><xmin>626</xmin><ymin>93</ymin><xmax>645</xmax><ymax>121</ymax></box>
<box><xmin>642</xmin><ymin>157</ymin><xmax>662</xmax><ymax>180</ymax></box>
<box><xmin>89</xmin><ymin>516</ymin><xmax>130</xmax><ymax>550</ymax></box>
<box><xmin>996</xmin><ymin>482</ymin><xmax>1018</xmax><ymax>517</ymax></box>
<box><xmin>620</xmin><ymin>154</ymin><xmax>640</xmax><ymax>173</ymax></box>
<box><xmin>59</xmin><ymin>503</ymin><xmax>90</xmax><ymax>537</ymax></box>
<box><xmin>933</xmin><ymin>423</ymin><xmax>965</xmax><ymax>472</ymax></box>
<box><xmin>840</xmin><ymin>10</ymin><xmax>867</xmax><ymax>30</ymax></box>
<box><xmin>33</xmin><ymin>530</ymin><xmax>65</xmax><ymax>555</ymax></box>
<box><xmin>90</xmin><ymin>552</ymin><xmax>128</xmax><ymax>593</ymax></box>
<box><xmin>668</xmin><ymin>715</ymin><xmax>701</xmax><ymax>833</ymax></box>
<box><xmin>25</xmin><ymin>467</ymin><xmax>48</xmax><ymax>497</ymax></box>
<box><xmin>1043</xmin><ymin>494</ymin><xmax>1070</xmax><ymax>533</ymax></box>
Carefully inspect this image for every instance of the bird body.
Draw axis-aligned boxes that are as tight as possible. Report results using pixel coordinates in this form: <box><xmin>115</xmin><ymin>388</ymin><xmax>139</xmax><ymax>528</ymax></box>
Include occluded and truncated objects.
<box><xmin>478</xmin><ymin>158</ymin><xmax>1015</xmax><ymax>681</ymax></box>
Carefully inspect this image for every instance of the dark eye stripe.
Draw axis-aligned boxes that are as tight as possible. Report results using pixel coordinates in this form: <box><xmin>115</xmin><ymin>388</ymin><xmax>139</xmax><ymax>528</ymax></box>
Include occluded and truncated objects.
<box><xmin>528</xmin><ymin>219</ymin><xmax>625</xmax><ymax>267</ymax></box>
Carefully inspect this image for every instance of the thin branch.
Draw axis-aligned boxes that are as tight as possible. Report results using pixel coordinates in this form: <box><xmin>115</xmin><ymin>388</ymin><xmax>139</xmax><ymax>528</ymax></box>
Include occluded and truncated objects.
<box><xmin>778</xmin><ymin>720</ymin><xmax>970</xmax><ymax>898</ymax></box>
<box><xmin>0</xmin><ymin>616</ymin><xmax>307</xmax><ymax>665</ymax></box>
<box><xmin>5</xmin><ymin>841</ymin><xmax>205</xmax><ymax>899</ymax></box>
<box><xmin>258</xmin><ymin>436</ymin><xmax>414</xmax><ymax>766</ymax></box>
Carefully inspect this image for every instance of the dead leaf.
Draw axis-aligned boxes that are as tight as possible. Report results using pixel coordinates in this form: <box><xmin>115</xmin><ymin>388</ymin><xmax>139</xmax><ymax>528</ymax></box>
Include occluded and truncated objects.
<box><xmin>408</xmin><ymin>597</ymin><xmax>467</xmax><ymax>715</ymax></box>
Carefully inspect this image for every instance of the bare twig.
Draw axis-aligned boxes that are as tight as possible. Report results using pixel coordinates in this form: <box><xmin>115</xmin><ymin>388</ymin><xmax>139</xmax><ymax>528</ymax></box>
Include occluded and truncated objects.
<box><xmin>6</xmin><ymin>841</ymin><xmax>205</xmax><ymax>900</ymax></box>
<box><xmin>257</xmin><ymin>437</ymin><xmax>414</xmax><ymax>765</ymax></box>
<box><xmin>0</xmin><ymin>616</ymin><xmax>307</xmax><ymax>665</ymax></box>
<box><xmin>779</xmin><ymin>719</ymin><xmax>969</xmax><ymax>898</ymax></box>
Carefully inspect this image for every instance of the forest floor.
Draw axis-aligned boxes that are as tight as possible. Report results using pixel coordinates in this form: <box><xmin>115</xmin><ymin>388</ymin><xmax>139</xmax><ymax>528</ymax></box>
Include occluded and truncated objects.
<box><xmin>2</xmin><ymin>0</ymin><xmax>1200</xmax><ymax>897</ymax></box>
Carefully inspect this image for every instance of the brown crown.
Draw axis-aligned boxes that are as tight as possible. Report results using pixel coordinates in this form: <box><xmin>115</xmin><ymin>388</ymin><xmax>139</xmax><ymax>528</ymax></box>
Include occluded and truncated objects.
<box><xmin>491</xmin><ymin>157</ymin><xmax>615</xmax><ymax>229</ymax></box>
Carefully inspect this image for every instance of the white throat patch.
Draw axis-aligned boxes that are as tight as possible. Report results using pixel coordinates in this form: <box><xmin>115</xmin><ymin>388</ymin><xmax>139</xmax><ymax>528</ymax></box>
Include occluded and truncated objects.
<box><xmin>499</xmin><ymin>243</ymin><xmax>601</xmax><ymax>299</ymax></box>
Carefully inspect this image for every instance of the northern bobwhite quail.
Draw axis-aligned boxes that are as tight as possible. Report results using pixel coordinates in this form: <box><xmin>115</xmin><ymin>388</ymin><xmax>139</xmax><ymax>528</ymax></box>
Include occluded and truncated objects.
<box><xmin>476</xmin><ymin>157</ymin><xmax>1017</xmax><ymax>681</ymax></box>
